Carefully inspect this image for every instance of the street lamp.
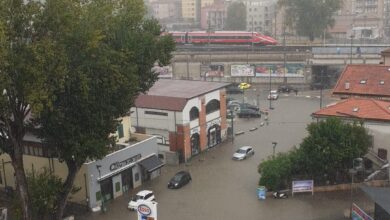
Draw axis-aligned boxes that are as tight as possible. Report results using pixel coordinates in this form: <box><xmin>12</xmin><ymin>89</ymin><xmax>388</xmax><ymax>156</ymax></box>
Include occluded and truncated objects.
<box><xmin>350</xmin><ymin>34</ymin><xmax>355</xmax><ymax>64</ymax></box>
<box><xmin>272</xmin><ymin>142</ymin><xmax>278</xmax><ymax>158</ymax></box>
<box><xmin>319</xmin><ymin>69</ymin><xmax>324</xmax><ymax>108</ymax></box>
<box><xmin>349</xmin><ymin>158</ymin><xmax>363</xmax><ymax>218</ymax></box>
<box><xmin>269</xmin><ymin>68</ymin><xmax>273</xmax><ymax>110</ymax></box>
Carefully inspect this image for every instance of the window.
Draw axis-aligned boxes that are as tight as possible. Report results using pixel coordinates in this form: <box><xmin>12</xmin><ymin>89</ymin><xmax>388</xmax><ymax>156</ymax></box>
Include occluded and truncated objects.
<box><xmin>96</xmin><ymin>191</ymin><xmax>102</xmax><ymax>201</ymax></box>
<box><xmin>360</xmin><ymin>80</ymin><xmax>367</xmax><ymax>84</ymax></box>
<box><xmin>189</xmin><ymin>107</ymin><xmax>199</xmax><ymax>121</ymax></box>
<box><xmin>206</xmin><ymin>99</ymin><xmax>220</xmax><ymax>114</ymax></box>
<box><xmin>135</xmin><ymin>173</ymin><xmax>140</xmax><ymax>182</ymax></box>
<box><xmin>117</xmin><ymin>124</ymin><xmax>124</xmax><ymax>138</ymax></box>
<box><xmin>379</xmin><ymin>80</ymin><xmax>385</xmax><ymax>85</ymax></box>
<box><xmin>145</xmin><ymin>110</ymin><xmax>168</xmax><ymax>116</ymax></box>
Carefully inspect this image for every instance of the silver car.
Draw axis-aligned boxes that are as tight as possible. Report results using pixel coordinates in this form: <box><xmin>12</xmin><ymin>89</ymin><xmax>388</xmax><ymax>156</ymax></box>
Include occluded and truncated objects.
<box><xmin>232</xmin><ymin>146</ymin><xmax>255</xmax><ymax>160</ymax></box>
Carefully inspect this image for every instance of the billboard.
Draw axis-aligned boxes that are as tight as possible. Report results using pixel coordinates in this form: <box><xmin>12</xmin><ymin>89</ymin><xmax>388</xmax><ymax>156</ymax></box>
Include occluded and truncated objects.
<box><xmin>292</xmin><ymin>180</ymin><xmax>314</xmax><ymax>196</ymax></box>
<box><xmin>230</xmin><ymin>64</ymin><xmax>255</xmax><ymax>77</ymax></box>
<box><xmin>255</xmin><ymin>63</ymin><xmax>305</xmax><ymax>77</ymax></box>
<box><xmin>351</xmin><ymin>203</ymin><xmax>373</xmax><ymax>220</ymax></box>
<box><xmin>152</xmin><ymin>64</ymin><xmax>173</xmax><ymax>78</ymax></box>
<box><xmin>138</xmin><ymin>200</ymin><xmax>158</xmax><ymax>220</ymax></box>
<box><xmin>201</xmin><ymin>64</ymin><xmax>224</xmax><ymax>77</ymax></box>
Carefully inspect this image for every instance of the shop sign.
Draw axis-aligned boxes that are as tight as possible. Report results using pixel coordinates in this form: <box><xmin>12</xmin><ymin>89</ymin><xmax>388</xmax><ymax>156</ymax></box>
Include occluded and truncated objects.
<box><xmin>206</xmin><ymin>118</ymin><xmax>221</xmax><ymax>129</ymax></box>
<box><xmin>137</xmin><ymin>200</ymin><xmax>158</xmax><ymax>220</ymax></box>
<box><xmin>292</xmin><ymin>180</ymin><xmax>314</xmax><ymax>196</ymax></box>
<box><xmin>190</xmin><ymin>127</ymin><xmax>199</xmax><ymax>135</ymax></box>
<box><xmin>109</xmin><ymin>154</ymin><xmax>142</xmax><ymax>171</ymax></box>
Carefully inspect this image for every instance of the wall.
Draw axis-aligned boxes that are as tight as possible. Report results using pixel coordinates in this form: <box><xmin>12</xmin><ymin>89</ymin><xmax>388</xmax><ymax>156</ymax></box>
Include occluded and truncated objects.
<box><xmin>85</xmin><ymin>136</ymin><xmax>158</xmax><ymax>208</ymax></box>
<box><xmin>0</xmin><ymin>154</ymin><xmax>88</xmax><ymax>205</ymax></box>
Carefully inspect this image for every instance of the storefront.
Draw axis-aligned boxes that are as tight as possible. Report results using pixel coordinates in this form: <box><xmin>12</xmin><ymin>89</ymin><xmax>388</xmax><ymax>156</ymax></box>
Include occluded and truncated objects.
<box><xmin>86</xmin><ymin>136</ymin><xmax>164</xmax><ymax>209</ymax></box>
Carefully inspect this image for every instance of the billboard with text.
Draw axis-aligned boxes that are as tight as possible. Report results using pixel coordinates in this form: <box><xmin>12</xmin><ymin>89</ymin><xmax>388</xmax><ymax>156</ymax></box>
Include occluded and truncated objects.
<box><xmin>231</xmin><ymin>64</ymin><xmax>255</xmax><ymax>77</ymax></box>
<box><xmin>255</xmin><ymin>63</ymin><xmax>305</xmax><ymax>77</ymax></box>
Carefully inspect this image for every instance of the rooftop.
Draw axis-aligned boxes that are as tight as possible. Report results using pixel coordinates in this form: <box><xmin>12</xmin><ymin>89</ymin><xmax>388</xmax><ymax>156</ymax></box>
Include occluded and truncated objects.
<box><xmin>332</xmin><ymin>64</ymin><xmax>390</xmax><ymax>98</ymax></box>
<box><xmin>312</xmin><ymin>98</ymin><xmax>390</xmax><ymax>122</ymax></box>
<box><xmin>360</xmin><ymin>185</ymin><xmax>390</xmax><ymax>214</ymax></box>
<box><xmin>134</xmin><ymin>79</ymin><xmax>229</xmax><ymax>111</ymax></box>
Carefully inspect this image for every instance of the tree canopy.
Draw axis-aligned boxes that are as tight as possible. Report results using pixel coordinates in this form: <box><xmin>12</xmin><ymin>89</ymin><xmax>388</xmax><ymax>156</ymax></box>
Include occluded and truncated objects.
<box><xmin>225</xmin><ymin>2</ymin><xmax>247</xmax><ymax>31</ymax></box>
<box><xmin>258</xmin><ymin>118</ymin><xmax>371</xmax><ymax>190</ymax></box>
<box><xmin>0</xmin><ymin>0</ymin><xmax>175</xmax><ymax>219</ymax></box>
<box><xmin>278</xmin><ymin>0</ymin><xmax>342</xmax><ymax>41</ymax></box>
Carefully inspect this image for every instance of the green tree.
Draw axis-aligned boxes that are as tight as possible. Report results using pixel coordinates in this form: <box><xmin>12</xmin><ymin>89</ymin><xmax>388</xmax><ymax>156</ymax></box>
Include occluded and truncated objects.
<box><xmin>299</xmin><ymin>118</ymin><xmax>370</xmax><ymax>182</ymax></box>
<box><xmin>0</xmin><ymin>1</ymin><xmax>67</xmax><ymax>219</ymax></box>
<box><xmin>33</xmin><ymin>0</ymin><xmax>175</xmax><ymax>219</ymax></box>
<box><xmin>258</xmin><ymin>118</ymin><xmax>371</xmax><ymax>189</ymax></box>
<box><xmin>278</xmin><ymin>0</ymin><xmax>342</xmax><ymax>41</ymax></box>
<box><xmin>0</xmin><ymin>0</ymin><xmax>175</xmax><ymax>219</ymax></box>
<box><xmin>225</xmin><ymin>2</ymin><xmax>247</xmax><ymax>30</ymax></box>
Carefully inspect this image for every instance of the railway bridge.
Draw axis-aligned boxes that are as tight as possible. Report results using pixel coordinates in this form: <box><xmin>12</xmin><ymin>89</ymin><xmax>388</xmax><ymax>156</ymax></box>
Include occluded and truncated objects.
<box><xmin>169</xmin><ymin>45</ymin><xmax>387</xmax><ymax>87</ymax></box>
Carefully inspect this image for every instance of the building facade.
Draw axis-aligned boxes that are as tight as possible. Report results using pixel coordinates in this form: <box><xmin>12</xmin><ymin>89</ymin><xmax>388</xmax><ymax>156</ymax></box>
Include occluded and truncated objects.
<box><xmin>182</xmin><ymin>0</ymin><xmax>201</xmax><ymax>22</ymax></box>
<box><xmin>243</xmin><ymin>0</ymin><xmax>277</xmax><ymax>35</ymax></box>
<box><xmin>149</xmin><ymin>0</ymin><xmax>182</xmax><ymax>21</ymax></box>
<box><xmin>200</xmin><ymin>1</ymin><xmax>226</xmax><ymax>30</ymax></box>
<box><xmin>131</xmin><ymin>79</ymin><xmax>229</xmax><ymax>162</ymax></box>
<box><xmin>0</xmin><ymin>116</ymin><xmax>163</xmax><ymax>210</ymax></box>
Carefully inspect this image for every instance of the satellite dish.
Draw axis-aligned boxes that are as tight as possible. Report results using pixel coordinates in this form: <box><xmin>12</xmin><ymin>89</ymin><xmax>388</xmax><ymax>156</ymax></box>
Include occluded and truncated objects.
<box><xmin>130</xmin><ymin>126</ymin><xmax>136</xmax><ymax>133</ymax></box>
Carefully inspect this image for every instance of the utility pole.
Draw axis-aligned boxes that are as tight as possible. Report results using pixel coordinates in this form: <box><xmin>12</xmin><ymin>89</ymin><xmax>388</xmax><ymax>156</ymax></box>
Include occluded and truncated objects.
<box><xmin>283</xmin><ymin>21</ymin><xmax>287</xmax><ymax>84</ymax></box>
<box><xmin>269</xmin><ymin>68</ymin><xmax>273</xmax><ymax>110</ymax></box>
<box><xmin>320</xmin><ymin>69</ymin><xmax>324</xmax><ymax>108</ymax></box>
<box><xmin>350</xmin><ymin>34</ymin><xmax>354</xmax><ymax>64</ymax></box>
<box><xmin>251</xmin><ymin>16</ymin><xmax>254</xmax><ymax>52</ymax></box>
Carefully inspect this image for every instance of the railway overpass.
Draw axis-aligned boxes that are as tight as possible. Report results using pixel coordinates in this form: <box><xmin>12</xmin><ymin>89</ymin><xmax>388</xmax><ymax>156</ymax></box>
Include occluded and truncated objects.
<box><xmin>169</xmin><ymin>45</ymin><xmax>387</xmax><ymax>86</ymax></box>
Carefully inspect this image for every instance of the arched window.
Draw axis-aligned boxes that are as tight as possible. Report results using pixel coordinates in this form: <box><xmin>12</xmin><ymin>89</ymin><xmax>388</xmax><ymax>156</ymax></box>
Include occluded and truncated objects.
<box><xmin>189</xmin><ymin>107</ymin><xmax>199</xmax><ymax>121</ymax></box>
<box><xmin>206</xmin><ymin>99</ymin><xmax>220</xmax><ymax>114</ymax></box>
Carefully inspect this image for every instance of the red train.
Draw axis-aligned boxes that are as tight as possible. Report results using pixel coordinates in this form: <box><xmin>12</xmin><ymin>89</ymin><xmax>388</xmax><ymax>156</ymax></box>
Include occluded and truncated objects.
<box><xmin>166</xmin><ymin>31</ymin><xmax>277</xmax><ymax>46</ymax></box>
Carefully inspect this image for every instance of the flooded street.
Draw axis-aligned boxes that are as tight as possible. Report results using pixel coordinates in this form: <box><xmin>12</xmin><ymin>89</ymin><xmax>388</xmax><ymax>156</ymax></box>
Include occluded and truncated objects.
<box><xmin>81</xmin><ymin>89</ymin><xmax>368</xmax><ymax>220</ymax></box>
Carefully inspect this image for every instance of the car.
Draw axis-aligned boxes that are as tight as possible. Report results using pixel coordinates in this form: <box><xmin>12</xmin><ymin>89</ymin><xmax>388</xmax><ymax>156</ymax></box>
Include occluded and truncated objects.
<box><xmin>128</xmin><ymin>190</ymin><xmax>155</xmax><ymax>210</ymax></box>
<box><xmin>232</xmin><ymin>146</ymin><xmax>255</xmax><ymax>160</ymax></box>
<box><xmin>267</xmin><ymin>90</ymin><xmax>279</xmax><ymax>100</ymax></box>
<box><xmin>239</xmin><ymin>103</ymin><xmax>259</xmax><ymax>111</ymax></box>
<box><xmin>168</xmin><ymin>171</ymin><xmax>192</xmax><ymax>189</ymax></box>
<box><xmin>237</xmin><ymin>109</ymin><xmax>261</xmax><ymax>118</ymax></box>
<box><xmin>238</xmin><ymin>82</ymin><xmax>251</xmax><ymax>90</ymax></box>
<box><xmin>226</xmin><ymin>84</ymin><xmax>243</xmax><ymax>94</ymax></box>
<box><xmin>277</xmin><ymin>85</ymin><xmax>298</xmax><ymax>94</ymax></box>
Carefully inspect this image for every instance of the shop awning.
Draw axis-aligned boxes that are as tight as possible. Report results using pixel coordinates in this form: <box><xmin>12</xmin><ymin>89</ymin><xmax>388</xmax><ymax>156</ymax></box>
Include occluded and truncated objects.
<box><xmin>138</xmin><ymin>155</ymin><xmax>164</xmax><ymax>173</ymax></box>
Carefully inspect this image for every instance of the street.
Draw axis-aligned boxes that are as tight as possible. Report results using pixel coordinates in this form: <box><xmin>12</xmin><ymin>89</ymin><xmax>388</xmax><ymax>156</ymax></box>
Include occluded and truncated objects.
<box><xmin>79</xmin><ymin>89</ymin><xmax>368</xmax><ymax>220</ymax></box>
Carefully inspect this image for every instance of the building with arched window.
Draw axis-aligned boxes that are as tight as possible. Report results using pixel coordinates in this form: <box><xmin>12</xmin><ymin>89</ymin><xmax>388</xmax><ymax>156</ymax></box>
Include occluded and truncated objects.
<box><xmin>131</xmin><ymin>79</ymin><xmax>229</xmax><ymax>162</ymax></box>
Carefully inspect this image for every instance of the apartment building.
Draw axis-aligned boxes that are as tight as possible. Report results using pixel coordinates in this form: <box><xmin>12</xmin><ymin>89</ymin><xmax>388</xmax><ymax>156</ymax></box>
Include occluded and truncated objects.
<box><xmin>243</xmin><ymin>0</ymin><xmax>277</xmax><ymax>34</ymax></box>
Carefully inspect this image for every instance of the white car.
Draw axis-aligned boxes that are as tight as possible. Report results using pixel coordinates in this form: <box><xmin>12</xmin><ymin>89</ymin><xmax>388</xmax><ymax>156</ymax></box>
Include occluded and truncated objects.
<box><xmin>232</xmin><ymin>146</ymin><xmax>255</xmax><ymax>160</ymax></box>
<box><xmin>128</xmin><ymin>190</ymin><xmax>155</xmax><ymax>211</ymax></box>
<box><xmin>267</xmin><ymin>90</ymin><xmax>279</xmax><ymax>100</ymax></box>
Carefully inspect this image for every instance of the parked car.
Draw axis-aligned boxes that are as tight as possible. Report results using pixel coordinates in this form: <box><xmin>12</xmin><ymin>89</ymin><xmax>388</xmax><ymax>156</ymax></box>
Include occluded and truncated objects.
<box><xmin>240</xmin><ymin>103</ymin><xmax>259</xmax><ymax>111</ymax></box>
<box><xmin>128</xmin><ymin>190</ymin><xmax>155</xmax><ymax>210</ymax></box>
<box><xmin>226</xmin><ymin>84</ymin><xmax>243</xmax><ymax>94</ymax></box>
<box><xmin>267</xmin><ymin>90</ymin><xmax>279</xmax><ymax>100</ymax></box>
<box><xmin>237</xmin><ymin>109</ymin><xmax>261</xmax><ymax>118</ymax></box>
<box><xmin>168</xmin><ymin>171</ymin><xmax>192</xmax><ymax>189</ymax></box>
<box><xmin>238</xmin><ymin>82</ymin><xmax>251</xmax><ymax>90</ymax></box>
<box><xmin>232</xmin><ymin>146</ymin><xmax>255</xmax><ymax>160</ymax></box>
<box><xmin>277</xmin><ymin>85</ymin><xmax>298</xmax><ymax>94</ymax></box>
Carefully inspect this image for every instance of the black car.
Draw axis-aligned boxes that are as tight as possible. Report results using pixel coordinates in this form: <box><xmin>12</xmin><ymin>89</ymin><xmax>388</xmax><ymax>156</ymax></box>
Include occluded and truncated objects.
<box><xmin>240</xmin><ymin>103</ymin><xmax>259</xmax><ymax>111</ymax></box>
<box><xmin>277</xmin><ymin>85</ymin><xmax>298</xmax><ymax>93</ymax></box>
<box><xmin>226</xmin><ymin>84</ymin><xmax>243</xmax><ymax>94</ymax></box>
<box><xmin>168</xmin><ymin>171</ymin><xmax>192</xmax><ymax>189</ymax></box>
<box><xmin>237</xmin><ymin>109</ymin><xmax>261</xmax><ymax>118</ymax></box>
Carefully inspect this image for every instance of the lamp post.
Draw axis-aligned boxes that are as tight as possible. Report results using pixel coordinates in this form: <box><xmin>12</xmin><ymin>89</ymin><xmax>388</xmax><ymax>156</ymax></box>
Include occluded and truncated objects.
<box><xmin>350</xmin><ymin>34</ymin><xmax>355</xmax><ymax>64</ymax></box>
<box><xmin>272</xmin><ymin>142</ymin><xmax>277</xmax><ymax>158</ymax></box>
<box><xmin>269</xmin><ymin>68</ymin><xmax>273</xmax><ymax>110</ymax></box>
<box><xmin>349</xmin><ymin>158</ymin><xmax>363</xmax><ymax>218</ymax></box>
<box><xmin>320</xmin><ymin>69</ymin><xmax>324</xmax><ymax>108</ymax></box>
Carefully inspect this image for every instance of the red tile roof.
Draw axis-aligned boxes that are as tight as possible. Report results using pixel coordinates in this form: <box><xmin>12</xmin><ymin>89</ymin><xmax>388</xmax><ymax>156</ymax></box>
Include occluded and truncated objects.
<box><xmin>134</xmin><ymin>79</ymin><xmax>229</xmax><ymax>111</ymax></box>
<box><xmin>312</xmin><ymin>98</ymin><xmax>390</xmax><ymax>122</ymax></box>
<box><xmin>332</xmin><ymin>64</ymin><xmax>390</xmax><ymax>98</ymax></box>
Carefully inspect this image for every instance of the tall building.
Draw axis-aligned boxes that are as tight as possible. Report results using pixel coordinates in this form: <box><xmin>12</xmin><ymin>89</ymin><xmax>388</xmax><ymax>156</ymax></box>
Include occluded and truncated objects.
<box><xmin>201</xmin><ymin>0</ymin><xmax>214</xmax><ymax>7</ymax></box>
<box><xmin>200</xmin><ymin>1</ymin><xmax>226</xmax><ymax>30</ymax></box>
<box><xmin>149</xmin><ymin>0</ymin><xmax>181</xmax><ymax>21</ymax></box>
<box><xmin>351</xmin><ymin>0</ymin><xmax>384</xmax><ymax>40</ymax></box>
<box><xmin>182</xmin><ymin>0</ymin><xmax>201</xmax><ymax>22</ymax></box>
<box><xmin>243</xmin><ymin>0</ymin><xmax>277</xmax><ymax>35</ymax></box>
<box><xmin>384</xmin><ymin>0</ymin><xmax>390</xmax><ymax>39</ymax></box>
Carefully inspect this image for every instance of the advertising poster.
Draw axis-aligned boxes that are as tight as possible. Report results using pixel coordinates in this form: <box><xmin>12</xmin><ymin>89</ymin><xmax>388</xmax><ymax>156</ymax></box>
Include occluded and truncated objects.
<box><xmin>292</xmin><ymin>180</ymin><xmax>314</xmax><ymax>196</ymax></box>
<box><xmin>230</xmin><ymin>64</ymin><xmax>255</xmax><ymax>77</ymax></box>
<box><xmin>152</xmin><ymin>63</ymin><xmax>173</xmax><ymax>78</ymax></box>
<box><xmin>137</xmin><ymin>200</ymin><xmax>158</xmax><ymax>220</ymax></box>
<box><xmin>351</xmin><ymin>203</ymin><xmax>373</xmax><ymax>220</ymax></box>
<box><xmin>201</xmin><ymin>64</ymin><xmax>224</xmax><ymax>77</ymax></box>
<box><xmin>255</xmin><ymin>63</ymin><xmax>305</xmax><ymax>77</ymax></box>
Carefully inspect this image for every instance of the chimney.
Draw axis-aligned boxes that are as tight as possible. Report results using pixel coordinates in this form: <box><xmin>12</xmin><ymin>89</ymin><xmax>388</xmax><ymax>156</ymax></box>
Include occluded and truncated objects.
<box><xmin>380</xmin><ymin>48</ymin><xmax>390</xmax><ymax>66</ymax></box>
